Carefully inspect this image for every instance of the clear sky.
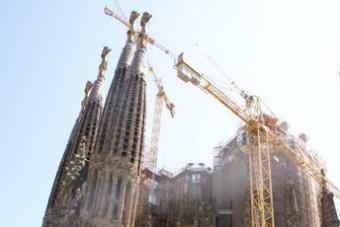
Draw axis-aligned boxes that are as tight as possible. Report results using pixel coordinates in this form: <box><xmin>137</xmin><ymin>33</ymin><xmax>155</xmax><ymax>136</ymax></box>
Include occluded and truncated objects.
<box><xmin>1</xmin><ymin>0</ymin><xmax>340</xmax><ymax>226</ymax></box>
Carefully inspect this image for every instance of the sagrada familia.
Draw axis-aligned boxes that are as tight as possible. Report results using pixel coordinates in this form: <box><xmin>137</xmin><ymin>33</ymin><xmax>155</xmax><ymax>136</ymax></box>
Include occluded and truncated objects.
<box><xmin>43</xmin><ymin>11</ymin><xmax>151</xmax><ymax>227</ymax></box>
<box><xmin>43</xmin><ymin>9</ymin><xmax>339</xmax><ymax>227</ymax></box>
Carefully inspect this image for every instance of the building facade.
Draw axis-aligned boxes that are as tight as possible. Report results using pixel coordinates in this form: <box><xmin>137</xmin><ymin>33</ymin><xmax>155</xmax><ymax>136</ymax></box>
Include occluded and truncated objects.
<box><xmin>43</xmin><ymin>10</ymin><xmax>339</xmax><ymax>227</ymax></box>
<box><xmin>212</xmin><ymin>128</ymin><xmax>339</xmax><ymax>227</ymax></box>
<box><xmin>135</xmin><ymin>138</ymin><xmax>338</xmax><ymax>227</ymax></box>
<box><xmin>43</xmin><ymin>11</ymin><xmax>152</xmax><ymax>227</ymax></box>
<box><xmin>43</xmin><ymin>46</ymin><xmax>109</xmax><ymax>227</ymax></box>
<box><xmin>136</xmin><ymin>164</ymin><xmax>214</xmax><ymax>227</ymax></box>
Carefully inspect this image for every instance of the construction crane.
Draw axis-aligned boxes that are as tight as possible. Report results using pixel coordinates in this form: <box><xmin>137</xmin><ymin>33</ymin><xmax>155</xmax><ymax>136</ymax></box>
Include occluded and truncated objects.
<box><xmin>176</xmin><ymin>54</ymin><xmax>275</xmax><ymax>226</ymax></box>
<box><xmin>143</xmin><ymin>65</ymin><xmax>175</xmax><ymax>214</ymax></box>
<box><xmin>105</xmin><ymin>6</ymin><xmax>177</xmax><ymax>61</ymax></box>
<box><xmin>144</xmin><ymin>65</ymin><xmax>175</xmax><ymax>172</ymax></box>
<box><xmin>175</xmin><ymin>55</ymin><xmax>340</xmax><ymax>225</ymax></box>
<box><xmin>104</xmin><ymin>5</ymin><xmax>340</xmax><ymax>227</ymax></box>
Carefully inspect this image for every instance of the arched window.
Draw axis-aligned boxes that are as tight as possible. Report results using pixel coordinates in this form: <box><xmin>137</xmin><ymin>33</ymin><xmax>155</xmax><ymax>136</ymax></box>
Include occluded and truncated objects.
<box><xmin>101</xmin><ymin>173</ymin><xmax>113</xmax><ymax>218</ymax></box>
<box><xmin>87</xmin><ymin>169</ymin><xmax>98</xmax><ymax>210</ymax></box>
<box><xmin>115</xmin><ymin>177</ymin><xmax>123</xmax><ymax>198</ymax></box>
<box><xmin>123</xmin><ymin>182</ymin><xmax>132</xmax><ymax>224</ymax></box>
<box><xmin>112</xmin><ymin>176</ymin><xmax>123</xmax><ymax>219</ymax></box>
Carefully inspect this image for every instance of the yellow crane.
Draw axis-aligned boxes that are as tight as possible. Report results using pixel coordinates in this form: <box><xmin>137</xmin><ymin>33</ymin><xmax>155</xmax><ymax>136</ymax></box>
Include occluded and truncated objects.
<box><xmin>175</xmin><ymin>54</ymin><xmax>340</xmax><ymax>226</ymax></box>
<box><xmin>104</xmin><ymin>5</ymin><xmax>340</xmax><ymax>226</ymax></box>
<box><xmin>176</xmin><ymin>54</ymin><xmax>275</xmax><ymax>226</ymax></box>
<box><xmin>104</xmin><ymin>6</ymin><xmax>176</xmax><ymax>61</ymax></box>
<box><xmin>144</xmin><ymin>65</ymin><xmax>175</xmax><ymax>172</ymax></box>
<box><xmin>144</xmin><ymin>65</ymin><xmax>175</xmax><ymax>211</ymax></box>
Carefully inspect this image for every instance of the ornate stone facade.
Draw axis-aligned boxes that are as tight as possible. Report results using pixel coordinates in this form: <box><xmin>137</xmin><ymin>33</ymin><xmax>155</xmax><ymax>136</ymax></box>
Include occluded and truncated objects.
<box><xmin>43</xmin><ymin>47</ymin><xmax>109</xmax><ymax>226</ymax></box>
<box><xmin>44</xmin><ymin>11</ymin><xmax>151</xmax><ymax>227</ymax></box>
<box><xmin>43</xmin><ymin>10</ymin><xmax>339</xmax><ymax>227</ymax></box>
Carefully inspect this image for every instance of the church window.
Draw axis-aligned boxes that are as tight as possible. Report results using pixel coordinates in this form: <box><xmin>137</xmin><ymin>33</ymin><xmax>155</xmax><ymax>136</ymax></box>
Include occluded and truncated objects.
<box><xmin>112</xmin><ymin>177</ymin><xmax>123</xmax><ymax>219</ymax></box>
<box><xmin>112</xmin><ymin>204</ymin><xmax>119</xmax><ymax>219</ymax></box>
<box><xmin>122</xmin><ymin>183</ymin><xmax>132</xmax><ymax>224</ymax></box>
<box><xmin>192</xmin><ymin>174</ymin><xmax>201</xmax><ymax>183</ymax></box>
<box><xmin>87</xmin><ymin>169</ymin><xmax>98</xmax><ymax>210</ymax></box>
<box><xmin>115</xmin><ymin>177</ymin><xmax>122</xmax><ymax>198</ymax></box>
<box><xmin>108</xmin><ymin>173</ymin><xmax>113</xmax><ymax>194</ymax></box>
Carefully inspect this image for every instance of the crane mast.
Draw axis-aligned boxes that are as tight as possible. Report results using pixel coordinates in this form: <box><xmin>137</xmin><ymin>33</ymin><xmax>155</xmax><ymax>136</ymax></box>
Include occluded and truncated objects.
<box><xmin>145</xmin><ymin>88</ymin><xmax>164</xmax><ymax>171</ymax></box>
<box><xmin>176</xmin><ymin>54</ymin><xmax>275</xmax><ymax>226</ymax></box>
<box><xmin>104</xmin><ymin>6</ymin><xmax>340</xmax><ymax>226</ymax></box>
<box><xmin>144</xmin><ymin>66</ymin><xmax>175</xmax><ymax>172</ymax></box>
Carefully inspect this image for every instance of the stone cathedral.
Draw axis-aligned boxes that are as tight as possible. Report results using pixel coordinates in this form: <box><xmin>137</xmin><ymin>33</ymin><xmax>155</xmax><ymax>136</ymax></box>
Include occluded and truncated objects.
<box><xmin>43</xmin><ymin>11</ymin><xmax>152</xmax><ymax>227</ymax></box>
<box><xmin>43</xmin><ymin>9</ymin><xmax>340</xmax><ymax>227</ymax></box>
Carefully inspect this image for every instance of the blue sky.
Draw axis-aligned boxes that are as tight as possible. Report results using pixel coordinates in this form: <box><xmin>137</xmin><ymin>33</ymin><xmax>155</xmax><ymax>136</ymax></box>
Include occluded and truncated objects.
<box><xmin>1</xmin><ymin>0</ymin><xmax>340</xmax><ymax>226</ymax></box>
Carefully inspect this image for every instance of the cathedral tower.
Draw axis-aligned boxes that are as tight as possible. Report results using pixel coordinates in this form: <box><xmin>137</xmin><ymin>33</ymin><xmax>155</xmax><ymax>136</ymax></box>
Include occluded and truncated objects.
<box><xmin>79</xmin><ymin>12</ymin><xmax>151</xmax><ymax>227</ymax></box>
<box><xmin>43</xmin><ymin>47</ymin><xmax>111</xmax><ymax>226</ymax></box>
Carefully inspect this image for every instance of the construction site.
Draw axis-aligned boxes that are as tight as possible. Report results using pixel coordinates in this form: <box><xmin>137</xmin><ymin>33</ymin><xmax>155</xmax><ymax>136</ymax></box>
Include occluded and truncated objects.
<box><xmin>42</xmin><ymin>2</ymin><xmax>340</xmax><ymax>227</ymax></box>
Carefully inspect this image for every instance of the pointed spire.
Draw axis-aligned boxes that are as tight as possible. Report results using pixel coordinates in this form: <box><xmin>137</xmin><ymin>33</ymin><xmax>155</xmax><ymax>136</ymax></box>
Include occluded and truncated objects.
<box><xmin>116</xmin><ymin>11</ymin><xmax>140</xmax><ymax>69</ymax></box>
<box><xmin>43</xmin><ymin>48</ymin><xmax>107</xmax><ymax>226</ymax></box>
<box><xmin>77</xmin><ymin>11</ymin><xmax>150</xmax><ymax>227</ymax></box>
<box><xmin>130</xmin><ymin>12</ymin><xmax>152</xmax><ymax>76</ymax></box>
<box><xmin>88</xmin><ymin>46</ymin><xmax>111</xmax><ymax>106</ymax></box>
<box><xmin>128</xmin><ymin>11</ymin><xmax>140</xmax><ymax>41</ymax></box>
<box><xmin>140</xmin><ymin>12</ymin><xmax>152</xmax><ymax>36</ymax></box>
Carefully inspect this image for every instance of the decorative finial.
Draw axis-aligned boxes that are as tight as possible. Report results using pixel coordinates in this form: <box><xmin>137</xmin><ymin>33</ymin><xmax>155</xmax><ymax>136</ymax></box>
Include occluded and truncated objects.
<box><xmin>98</xmin><ymin>46</ymin><xmax>111</xmax><ymax>78</ymax></box>
<box><xmin>129</xmin><ymin>11</ymin><xmax>140</xmax><ymax>29</ymax></box>
<box><xmin>84</xmin><ymin>81</ymin><xmax>93</xmax><ymax>96</ymax></box>
<box><xmin>101</xmin><ymin>46</ymin><xmax>111</xmax><ymax>61</ymax></box>
<box><xmin>140</xmin><ymin>12</ymin><xmax>152</xmax><ymax>34</ymax></box>
<box><xmin>127</xmin><ymin>11</ymin><xmax>140</xmax><ymax>41</ymax></box>
<box><xmin>137</xmin><ymin>12</ymin><xmax>152</xmax><ymax>47</ymax></box>
<box><xmin>81</xmin><ymin>81</ymin><xmax>93</xmax><ymax>110</ymax></box>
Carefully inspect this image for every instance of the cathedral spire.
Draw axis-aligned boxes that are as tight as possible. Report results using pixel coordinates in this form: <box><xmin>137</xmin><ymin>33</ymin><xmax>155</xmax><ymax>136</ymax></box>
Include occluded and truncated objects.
<box><xmin>116</xmin><ymin>11</ymin><xmax>140</xmax><ymax>69</ymax></box>
<box><xmin>88</xmin><ymin>46</ymin><xmax>111</xmax><ymax>105</ymax></box>
<box><xmin>93</xmin><ymin>11</ymin><xmax>141</xmax><ymax>156</ymax></box>
<box><xmin>43</xmin><ymin>47</ymin><xmax>110</xmax><ymax>227</ymax></box>
<box><xmin>79</xmin><ymin>11</ymin><xmax>152</xmax><ymax>227</ymax></box>
<box><xmin>129</xmin><ymin>12</ymin><xmax>152</xmax><ymax>77</ymax></box>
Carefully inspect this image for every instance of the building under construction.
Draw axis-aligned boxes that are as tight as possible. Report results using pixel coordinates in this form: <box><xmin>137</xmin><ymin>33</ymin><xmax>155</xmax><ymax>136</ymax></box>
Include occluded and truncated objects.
<box><xmin>42</xmin><ymin>6</ymin><xmax>340</xmax><ymax>227</ymax></box>
<box><xmin>136</xmin><ymin>164</ymin><xmax>214</xmax><ymax>227</ymax></box>
<box><xmin>212</xmin><ymin>126</ymin><xmax>339</xmax><ymax>227</ymax></box>
<box><xmin>135</xmin><ymin>128</ymin><xmax>339</xmax><ymax>227</ymax></box>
